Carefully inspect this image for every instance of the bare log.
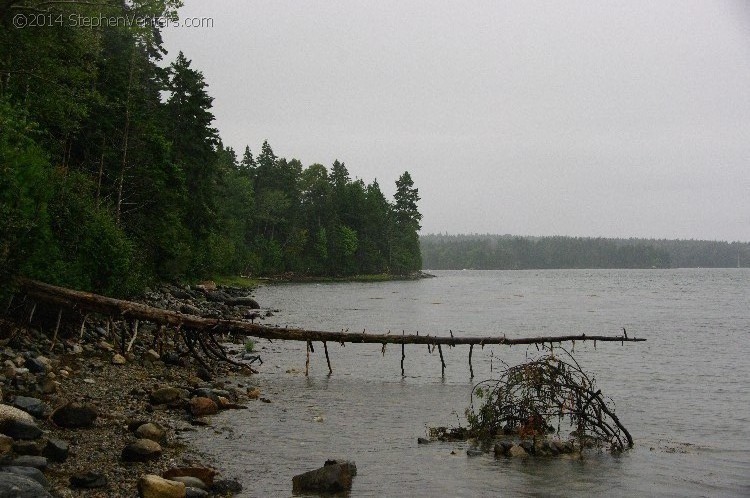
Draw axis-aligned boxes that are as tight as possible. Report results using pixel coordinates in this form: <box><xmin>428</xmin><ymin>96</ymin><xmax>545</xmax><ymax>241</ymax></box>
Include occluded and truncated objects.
<box><xmin>17</xmin><ymin>278</ymin><xmax>645</xmax><ymax>349</ymax></box>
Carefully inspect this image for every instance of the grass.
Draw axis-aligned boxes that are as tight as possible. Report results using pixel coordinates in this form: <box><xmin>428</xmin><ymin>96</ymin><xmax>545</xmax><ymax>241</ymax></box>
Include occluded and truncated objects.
<box><xmin>244</xmin><ymin>339</ymin><xmax>256</xmax><ymax>353</ymax></box>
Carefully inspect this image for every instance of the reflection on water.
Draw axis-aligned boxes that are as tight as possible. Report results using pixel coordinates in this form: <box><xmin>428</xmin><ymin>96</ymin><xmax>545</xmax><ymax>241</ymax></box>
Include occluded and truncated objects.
<box><xmin>183</xmin><ymin>269</ymin><xmax>750</xmax><ymax>497</ymax></box>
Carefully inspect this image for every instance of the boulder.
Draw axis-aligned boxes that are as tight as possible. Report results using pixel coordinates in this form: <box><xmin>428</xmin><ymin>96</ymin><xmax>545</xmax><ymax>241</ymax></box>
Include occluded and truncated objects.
<box><xmin>494</xmin><ymin>441</ymin><xmax>513</xmax><ymax>457</ymax></box>
<box><xmin>208</xmin><ymin>479</ymin><xmax>242</xmax><ymax>495</ymax></box>
<box><xmin>188</xmin><ymin>397</ymin><xmax>218</xmax><ymax>417</ymax></box>
<box><xmin>150</xmin><ymin>387</ymin><xmax>183</xmax><ymax>405</ymax></box>
<box><xmin>205</xmin><ymin>291</ymin><xmax>231</xmax><ymax>303</ymax></box>
<box><xmin>24</xmin><ymin>358</ymin><xmax>46</xmax><ymax>374</ymax></box>
<box><xmin>43</xmin><ymin>438</ymin><xmax>69</xmax><ymax>462</ymax></box>
<box><xmin>185</xmin><ymin>487</ymin><xmax>209</xmax><ymax>498</ymax></box>
<box><xmin>122</xmin><ymin>439</ymin><xmax>162</xmax><ymax>462</ymax></box>
<box><xmin>70</xmin><ymin>471</ymin><xmax>108</xmax><ymax>489</ymax></box>
<box><xmin>168</xmin><ymin>476</ymin><xmax>207</xmax><ymax>490</ymax></box>
<box><xmin>225</xmin><ymin>296</ymin><xmax>260</xmax><ymax>308</ymax></box>
<box><xmin>292</xmin><ymin>461</ymin><xmax>355</xmax><ymax>494</ymax></box>
<box><xmin>508</xmin><ymin>444</ymin><xmax>529</xmax><ymax>458</ymax></box>
<box><xmin>162</xmin><ymin>467</ymin><xmax>216</xmax><ymax>486</ymax></box>
<box><xmin>137</xmin><ymin>474</ymin><xmax>186</xmax><ymax>498</ymax></box>
<box><xmin>12</xmin><ymin>396</ymin><xmax>48</xmax><ymax>419</ymax></box>
<box><xmin>10</xmin><ymin>455</ymin><xmax>48</xmax><ymax>470</ymax></box>
<box><xmin>0</xmin><ymin>465</ymin><xmax>50</xmax><ymax>488</ymax></box>
<box><xmin>50</xmin><ymin>402</ymin><xmax>97</xmax><ymax>428</ymax></box>
<box><xmin>0</xmin><ymin>405</ymin><xmax>42</xmax><ymax>440</ymax></box>
<box><xmin>0</xmin><ymin>473</ymin><xmax>52</xmax><ymax>498</ymax></box>
<box><xmin>135</xmin><ymin>422</ymin><xmax>166</xmax><ymax>443</ymax></box>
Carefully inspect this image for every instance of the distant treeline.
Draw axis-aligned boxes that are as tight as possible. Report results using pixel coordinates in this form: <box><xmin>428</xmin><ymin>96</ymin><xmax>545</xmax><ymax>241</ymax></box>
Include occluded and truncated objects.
<box><xmin>421</xmin><ymin>234</ymin><xmax>750</xmax><ymax>270</ymax></box>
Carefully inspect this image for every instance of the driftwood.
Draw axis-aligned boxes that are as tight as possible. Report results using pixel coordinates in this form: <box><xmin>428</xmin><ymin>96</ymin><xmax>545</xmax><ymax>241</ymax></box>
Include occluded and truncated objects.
<box><xmin>16</xmin><ymin>278</ymin><xmax>645</xmax><ymax>376</ymax></box>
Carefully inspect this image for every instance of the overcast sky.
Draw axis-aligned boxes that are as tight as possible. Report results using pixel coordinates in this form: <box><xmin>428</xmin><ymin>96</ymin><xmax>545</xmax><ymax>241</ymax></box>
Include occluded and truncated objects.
<box><xmin>162</xmin><ymin>1</ymin><xmax>750</xmax><ymax>242</ymax></box>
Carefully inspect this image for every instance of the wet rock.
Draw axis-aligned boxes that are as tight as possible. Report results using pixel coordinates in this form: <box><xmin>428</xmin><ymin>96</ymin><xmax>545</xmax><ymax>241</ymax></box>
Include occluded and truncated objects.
<box><xmin>137</xmin><ymin>474</ymin><xmax>186</xmax><ymax>498</ymax></box>
<box><xmin>195</xmin><ymin>367</ymin><xmax>212</xmax><ymax>382</ymax></box>
<box><xmin>225</xmin><ymin>296</ymin><xmax>260</xmax><ymax>308</ymax></box>
<box><xmin>150</xmin><ymin>387</ymin><xmax>182</xmax><ymax>405</ymax></box>
<box><xmin>519</xmin><ymin>440</ymin><xmax>535</xmax><ymax>455</ymax></box>
<box><xmin>417</xmin><ymin>437</ymin><xmax>430</xmax><ymax>444</ymax></box>
<box><xmin>466</xmin><ymin>448</ymin><xmax>483</xmax><ymax>457</ymax></box>
<box><xmin>209</xmin><ymin>479</ymin><xmax>243</xmax><ymax>495</ymax></box>
<box><xmin>169</xmin><ymin>476</ymin><xmax>207</xmax><ymax>490</ymax></box>
<box><xmin>122</xmin><ymin>439</ymin><xmax>162</xmax><ymax>462</ymax></box>
<box><xmin>70</xmin><ymin>471</ymin><xmax>108</xmax><ymax>489</ymax></box>
<box><xmin>508</xmin><ymin>444</ymin><xmax>529</xmax><ymax>458</ymax></box>
<box><xmin>51</xmin><ymin>402</ymin><xmax>97</xmax><ymax>428</ymax></box>
<box><xmin>10</xmin><ymin>455</ymin><xmax>48</xmax><ymax>470</ymax></box>
<box><xmin>0</xmin><ymin>465</ymin><xmax>50</xmax><ymax>488</ymax></box>
<box><xmin>185</xmin><ymin>487</ymin><xmax>209</xmax><ymax>498</ymax></box>
<box><xmin>189</xmin><ymin>397</ymin><xmax>218</xmax><ymax>417</ymax></box>
<box><xmin>0</xmin><ymin>473</ymin><xmax>52</xmax><ymax>497</ymax></box>
<box><xmin>43</xmin><ymin>437</ymin><xmax>69</xmax><ymax>462</ymax></box>
<box><xmin>12</xmin><ymin>396</ymin><xmax>48</xmax><ymax>419</ymax></box>
<box><xmin>494</xmin><ymin>441</ymin><xmax>513</xmax><ymax>457</ymax></box>
<box><xmin>162</xmin><ymin>466</ymin><xmax>216</xmax><ymax>486</ymax></box>
<box><xmin>135</xmin><ymin>422</ymin><xmax>166</xmax><ymax>443</ymax></box>
<box><xmin>161</xmin><ymin>352</ymin><xmax>186</xmax><ymax>367</ymax></box>
<box><xmin>292</xmin><ymin>461</ymin><xmax>354</xmax><ymax>494</ymax></box>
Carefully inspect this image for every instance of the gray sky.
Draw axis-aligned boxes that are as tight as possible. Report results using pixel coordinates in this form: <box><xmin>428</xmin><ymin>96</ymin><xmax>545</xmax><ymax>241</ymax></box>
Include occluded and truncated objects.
<box><xmin>162</xmin><ymin>1</ymin><xmax>750</xmax><ymax>242</ymax></box>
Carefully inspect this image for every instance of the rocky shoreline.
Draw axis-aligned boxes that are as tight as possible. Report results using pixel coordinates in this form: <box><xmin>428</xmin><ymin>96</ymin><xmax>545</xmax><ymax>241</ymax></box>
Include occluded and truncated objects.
<box><xmin>0</xmin><ymin>283</ymin><xmax>270</xmax><ymax>497</ymax></box>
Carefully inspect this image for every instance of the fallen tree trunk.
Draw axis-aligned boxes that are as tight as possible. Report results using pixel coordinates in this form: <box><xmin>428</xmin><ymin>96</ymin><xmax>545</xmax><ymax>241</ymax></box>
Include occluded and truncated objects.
<box><xmin>18</xmin><ymin>278</ymin><xmax>645</xmax><ymax>348</ymax></box>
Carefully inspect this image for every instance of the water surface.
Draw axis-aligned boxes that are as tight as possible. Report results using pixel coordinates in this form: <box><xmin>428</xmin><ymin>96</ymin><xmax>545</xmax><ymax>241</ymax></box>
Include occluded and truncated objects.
<box><xmin>185</xmin><ymin>269</ymin><xmax>750</xmax><ymax>497</ymax></box>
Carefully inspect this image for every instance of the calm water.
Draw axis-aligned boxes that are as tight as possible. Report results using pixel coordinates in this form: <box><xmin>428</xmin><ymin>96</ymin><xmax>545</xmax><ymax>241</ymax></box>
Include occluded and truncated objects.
<box><xmin>185</xmin><ymin>269</ymin><xmax>750</xmax><ymax>497</ymax></box>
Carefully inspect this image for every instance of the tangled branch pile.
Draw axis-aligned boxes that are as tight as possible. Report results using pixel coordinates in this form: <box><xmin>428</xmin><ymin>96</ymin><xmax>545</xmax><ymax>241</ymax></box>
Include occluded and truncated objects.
<box><xmin>466</xmin><ymin>348</ymin><xmax>633</xmax><ymax>451</ymax></box>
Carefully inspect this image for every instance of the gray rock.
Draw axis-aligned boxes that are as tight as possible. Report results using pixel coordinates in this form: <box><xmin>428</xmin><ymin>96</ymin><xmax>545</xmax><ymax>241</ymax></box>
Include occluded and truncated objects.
<box><xmin>50</xmin><ymin>402</ymin><xmax>97</xmax><ymax>428</ymax></box>
<box><xmin>0</xmin><ymin>465</ymin><xmax>50</xmax><ymax>488</ymax></box>
<box><xmin>12</xmin><ymin>397</ymin><xmax>48</xmax><ymax>419</ymax></box>
<box><xmin>494</xmin><ymin>441</ymin><xmax>513</xmax><ymax>457</ymax></box>
<box><xmin>226</xmin><ymin>296</ymin><xmax>260</xmax><ymax>308</ymax></box>
<box><xmin>121</xmin><ymin>439</ymin><xmax>162</xmax><ymax>462</ymax></box>
<box><xmin>135</xmin><ymin>422</ymin><xmax>165</xmax><ymax>443</ymax></box>
<box><xmin>43</xmin><ymin>438</ymin><xmax>69</xmax><ymax>462</ymax></box>
<box><xmin>209</xmin><ymin>479</ymin><xmax>243</xmax><ymax>495</ymax></box>
<box><xmin>24</xmin><ymin>358</ymin><xmax>46</xmax><ymax>374</ymax></box>
<box><xmin>1</xmin><ymin>419</ymin><xmax>43</xmax><ymax>440</ymax></box>
<box><xmin>185</xmin><ymin>487</ymin><xmax>209</xmax><ymax>498</ymax></box>
<box><xmin>169</xmin><ymin>476</ymin><xmax>207</xmax><ymax>490</ymax></box>
<box><xmin>292</xmin><ymin>462</ymin><xmax>354</xmax><ymax>494</ymax></box>
<box><xmin>508</xmin><ymin>444</ymin><xmax>529</xmax><ymax>458</ymax></box>
<box><xmin>417</xmin><ymin>437</ymin><xmax>430</xmax><ymax>444</ymax></box>
<box><xmin>10</xmin><ymin>455</ymin><xmax>48</xmax><ymax>470</ymax></box>
<box><xmin>70</xmin><ymin>471</ymin><xmax>108</xmax><ymax>489</ymax></box>
<box><xmin>205</xmin><ymin>291</ymin><xmax>231</xmax><ymax>303</ymax></box>
<box><xmin>0</xmin><ymin>473</ymin><xmax>52</xmax><ymax>497</ymax></box>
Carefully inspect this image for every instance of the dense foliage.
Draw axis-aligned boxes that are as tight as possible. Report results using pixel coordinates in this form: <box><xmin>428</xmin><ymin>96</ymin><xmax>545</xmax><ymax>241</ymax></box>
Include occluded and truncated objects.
<box><xmin>0</xmin><ymin>1</ymin><xmax>422</xmax><ymax>297</ymax></box>
<box><xmin>422</xmin><ymin>234</ymin><xmax>750</xmax><ymax>270</ymax></box>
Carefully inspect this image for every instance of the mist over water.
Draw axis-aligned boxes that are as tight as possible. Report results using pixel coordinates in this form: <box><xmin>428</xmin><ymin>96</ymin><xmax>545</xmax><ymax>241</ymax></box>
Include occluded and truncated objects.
<box><xmin>185</xmin><ymin>269</ymin><xmax>750</xmax><ymax>497</ymax></box>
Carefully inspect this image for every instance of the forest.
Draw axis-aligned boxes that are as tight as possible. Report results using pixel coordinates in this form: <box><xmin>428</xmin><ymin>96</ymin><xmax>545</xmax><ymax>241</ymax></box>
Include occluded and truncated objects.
<box><xmin>0</xmin><ymin>1</ymin><xmax>423</xmax><ymax>299</ymax></box>
<box><xmin>421</xmin><ymin>234</ymin><xmax>750</xmax><ymax>270</ymax></box>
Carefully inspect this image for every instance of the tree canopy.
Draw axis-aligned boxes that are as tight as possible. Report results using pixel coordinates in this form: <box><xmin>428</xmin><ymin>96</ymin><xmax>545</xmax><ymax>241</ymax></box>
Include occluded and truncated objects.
<box><xmin>0</xmin><ymin>1</ymin><xmax>423</xmax><ymax>298</ymax></box>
